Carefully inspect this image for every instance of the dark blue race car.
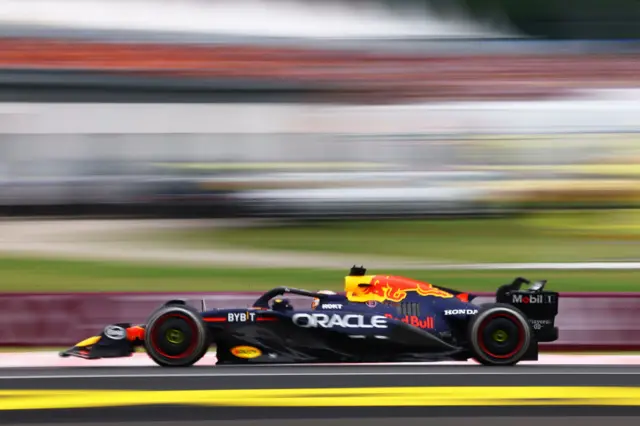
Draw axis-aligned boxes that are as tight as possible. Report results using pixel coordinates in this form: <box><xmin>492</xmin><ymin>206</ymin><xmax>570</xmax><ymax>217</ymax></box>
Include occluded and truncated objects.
<box><xmin>60</xmin><ymin>266</ymin><xmax>559</xmax><ymax>367</ymax></box>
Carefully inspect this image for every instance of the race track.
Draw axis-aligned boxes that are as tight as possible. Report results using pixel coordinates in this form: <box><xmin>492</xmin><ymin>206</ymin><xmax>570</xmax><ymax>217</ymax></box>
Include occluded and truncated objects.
<box><xmin>2</xmin><ymin>364</ymin><xmax>640</xmax><ymax>424</ymax></box>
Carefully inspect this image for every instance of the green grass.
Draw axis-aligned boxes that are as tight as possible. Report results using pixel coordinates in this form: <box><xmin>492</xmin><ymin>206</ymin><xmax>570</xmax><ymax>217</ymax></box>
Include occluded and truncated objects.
<box><xmin>0</xmin><ymin>256</ymin><xmax>638</xmax><ymax>293</ymax></box>
<box><xmin>157</xmin><ymin>212</ymin><xmax>640</xmax><ymax>263</ymax></box>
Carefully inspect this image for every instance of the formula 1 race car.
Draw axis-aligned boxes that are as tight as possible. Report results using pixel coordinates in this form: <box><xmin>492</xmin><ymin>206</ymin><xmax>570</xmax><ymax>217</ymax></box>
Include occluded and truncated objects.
<box><xmin>60</xmin><ymin>266</ymin><xmax>559</xmax><ymax>366</ymax></box>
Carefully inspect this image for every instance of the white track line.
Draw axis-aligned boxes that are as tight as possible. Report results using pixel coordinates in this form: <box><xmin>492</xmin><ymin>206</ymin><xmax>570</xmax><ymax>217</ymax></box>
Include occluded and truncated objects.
<box><xmin>5</xmin><ymin>352</ymin><xmax>640</xmax><ymax>368</ymax></box>
<box><xmin>3</xmin><ymin>370</ymin><xmax>640</xmax><ymax>380</ymax></box>
<box><xmin>1</xmin><ymin>352</ymin><xmax>640</xmax><ymax>379</ymax></box>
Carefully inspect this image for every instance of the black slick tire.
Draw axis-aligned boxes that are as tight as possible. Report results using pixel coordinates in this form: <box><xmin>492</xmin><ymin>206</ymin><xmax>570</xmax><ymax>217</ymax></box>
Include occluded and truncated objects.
<box><xmin>467</xmin><ymin>303</ymin><xmax>532</xmax><ymax>366</ymax></box>
<box><xmin>143</xmin><ymin>304</ymin><xmax>210</xmax><ymax>367</ymax></box>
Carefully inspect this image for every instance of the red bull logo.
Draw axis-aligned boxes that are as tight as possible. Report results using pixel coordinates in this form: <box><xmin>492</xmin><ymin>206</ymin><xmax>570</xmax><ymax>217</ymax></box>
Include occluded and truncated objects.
<box><xmin>347</xmin><ymin>275</ymin><xmax>454</xmax><ymax>303</ymax></box>
<box><xmin>384</xmin><ymin>313</ymin><xmax>434</xmax><ymax>329</ymax></box>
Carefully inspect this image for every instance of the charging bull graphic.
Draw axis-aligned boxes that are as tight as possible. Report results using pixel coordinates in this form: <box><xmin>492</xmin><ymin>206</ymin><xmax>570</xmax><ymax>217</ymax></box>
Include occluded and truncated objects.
<box><xmin>345</xmin><ymin>275</ymin><xmax>455</xmax><ymax>303</ymax></box>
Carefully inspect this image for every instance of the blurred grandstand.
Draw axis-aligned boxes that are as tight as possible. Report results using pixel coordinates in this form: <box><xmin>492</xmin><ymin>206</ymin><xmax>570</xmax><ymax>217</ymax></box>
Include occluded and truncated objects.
<box><xmin>0</xmin><ymin>0</ymin><xmax>638</xmax><ymax>218</ymax></box>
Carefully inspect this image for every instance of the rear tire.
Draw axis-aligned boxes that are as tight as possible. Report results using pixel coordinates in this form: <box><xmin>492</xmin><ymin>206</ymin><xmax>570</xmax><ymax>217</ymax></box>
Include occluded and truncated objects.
<box><xmin>144</xmin><ymin>304</ymin><xmax>210</xmax><ymax>367</ymax></box>
<box><xmin>467</xmin><ymin>303</ymin><xmax>531</xmax><ymax>366</ymax></box>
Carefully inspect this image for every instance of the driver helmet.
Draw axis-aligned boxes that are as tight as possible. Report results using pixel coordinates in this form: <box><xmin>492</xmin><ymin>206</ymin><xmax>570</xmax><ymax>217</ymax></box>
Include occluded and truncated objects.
<box><xmin>271</xmin><ymin>298</ymin><xmax>293</xmax><ymax>312</ymax></box>
<box><xmin>312</xmin><ymin>290</ymin><xmax>337</xmax><ymax>310</ymax></box>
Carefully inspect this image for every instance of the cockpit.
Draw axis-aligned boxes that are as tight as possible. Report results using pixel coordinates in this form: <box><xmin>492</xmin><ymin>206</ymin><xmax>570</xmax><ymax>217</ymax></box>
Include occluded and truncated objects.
<box><xmin>270</xmin><ymin>298</ymin><xmax>294</xmax><ymax>312</ymax></box>
<box><xmin>251</xmin><ymin>286</ymin><xmax>344</xmax><ymax>313</ymax></box>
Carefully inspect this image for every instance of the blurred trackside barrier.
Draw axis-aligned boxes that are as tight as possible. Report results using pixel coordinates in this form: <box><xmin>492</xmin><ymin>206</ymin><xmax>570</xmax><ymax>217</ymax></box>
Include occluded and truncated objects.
<box><xmin>0</xmin><ymin>292</ymin><xmax>638</xmax><ymax>350</ymax></box>
<box><xmin>0</xmin><ymin>38</ymin><xmax>637</xmax><ymax>101</ymax></box>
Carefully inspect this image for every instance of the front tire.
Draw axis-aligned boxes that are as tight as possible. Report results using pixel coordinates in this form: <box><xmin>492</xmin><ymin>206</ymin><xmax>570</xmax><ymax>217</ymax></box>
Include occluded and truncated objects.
<box><xmin>143</xmin><ymin>304</ymin><xmax>210</xmax><ymax>367</ymax></box>
<box><xmin>467</xmin><ymin>303</ymin><xmax>531</xmax><ymax>366</ymax></box>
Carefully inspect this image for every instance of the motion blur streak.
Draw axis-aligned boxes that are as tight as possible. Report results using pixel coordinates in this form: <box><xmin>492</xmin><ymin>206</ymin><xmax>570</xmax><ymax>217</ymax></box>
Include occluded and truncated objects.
<box><xmin>0</xmin><ymin>0</ymin><xmax>512</xmax><ymax>38</ymax></box>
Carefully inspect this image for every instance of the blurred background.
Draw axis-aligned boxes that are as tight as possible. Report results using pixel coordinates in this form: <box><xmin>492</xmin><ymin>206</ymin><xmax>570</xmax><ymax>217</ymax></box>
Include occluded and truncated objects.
<box><xmin>0</xmin><ymin>0</ymin><xmax>638</xmax><ymax>219</ymax></box>
<box><xmin>0</xmin><ymin>0</ymin><xmax>638</xmax><ymax>302</ymax></box>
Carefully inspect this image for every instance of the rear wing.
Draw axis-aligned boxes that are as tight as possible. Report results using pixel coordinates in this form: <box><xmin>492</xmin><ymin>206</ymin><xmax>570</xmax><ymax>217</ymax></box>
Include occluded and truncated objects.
<box><xmin>497</xmin><ymin>277</ymin><xmax>559</xmax><ymax>342</ymax></box>
<box><xmin>496</xmin><ymin>276</ymin><xmax>552</xmax><ymax>302</ymax></box>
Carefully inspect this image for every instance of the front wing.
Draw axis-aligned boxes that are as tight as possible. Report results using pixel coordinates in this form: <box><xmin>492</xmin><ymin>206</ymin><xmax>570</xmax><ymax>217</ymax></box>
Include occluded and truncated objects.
<box><xmin>59</xmin><ymin>323</ymin><xmax>145</xmax><ymax>359</ymax></box>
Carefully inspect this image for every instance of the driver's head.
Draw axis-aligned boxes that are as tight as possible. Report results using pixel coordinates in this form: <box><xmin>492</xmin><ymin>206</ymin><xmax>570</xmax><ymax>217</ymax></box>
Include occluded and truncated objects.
<box><xmin>312</xmin><ymin>290</ymin><xmax>337</xmax><ymax>310</ymax></box>
<box><xmin>271</xmin><ymin>298</ymin><xmax>293</xmax><ymax>312</ymax></box>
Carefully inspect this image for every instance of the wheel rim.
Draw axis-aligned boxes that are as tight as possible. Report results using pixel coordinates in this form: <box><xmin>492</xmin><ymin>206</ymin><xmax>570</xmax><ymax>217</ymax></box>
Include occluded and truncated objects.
<box><xmin>492</xmin><ymin>329</ymin><xmax>508</xmax><ymax>343</ymax></box>
<box><xmin>166</xmin><ymin>328</ymin><xmax>184</xmax><ymax>345</ymax></box>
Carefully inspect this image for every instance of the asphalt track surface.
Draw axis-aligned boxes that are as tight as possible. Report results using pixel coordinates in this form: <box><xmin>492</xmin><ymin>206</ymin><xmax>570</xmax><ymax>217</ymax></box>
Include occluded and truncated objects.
<box><xmin>3</xmin><ymin>421</ymin><xmax>640</xmax><ymax>426</ymax></box>
<box><xmin>2</xmin><ymin>365</ymin><xmax>640</xmax><ymax>424</ymax></box>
